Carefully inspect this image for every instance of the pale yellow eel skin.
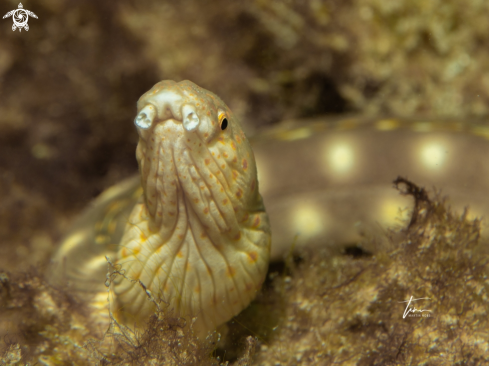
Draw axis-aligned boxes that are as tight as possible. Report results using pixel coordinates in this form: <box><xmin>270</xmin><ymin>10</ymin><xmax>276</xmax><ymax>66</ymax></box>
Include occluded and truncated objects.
<box><xmin>49</xmin><ymin>81</ymin><xmax>489</xmax><ymax>338</ymax></box>
<box><xmin>49</xmin><ymin>80</ymin><xmax>271</xmax><ymax>338</ymax></box>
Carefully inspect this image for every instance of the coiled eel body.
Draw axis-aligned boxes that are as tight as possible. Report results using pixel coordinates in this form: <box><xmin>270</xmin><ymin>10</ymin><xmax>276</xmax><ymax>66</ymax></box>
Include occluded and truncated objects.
<box><xmin>48</xmin><ymin>80</ymin><xmax>489</xmax><ymax>337</ymax></box>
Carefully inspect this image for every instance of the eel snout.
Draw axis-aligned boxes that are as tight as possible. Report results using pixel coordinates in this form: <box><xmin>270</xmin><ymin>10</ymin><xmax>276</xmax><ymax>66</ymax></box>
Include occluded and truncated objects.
<box><xmin>134</xmin><ymin>88</ymin><xmax>201</xmax><ymax>132</ymax></box>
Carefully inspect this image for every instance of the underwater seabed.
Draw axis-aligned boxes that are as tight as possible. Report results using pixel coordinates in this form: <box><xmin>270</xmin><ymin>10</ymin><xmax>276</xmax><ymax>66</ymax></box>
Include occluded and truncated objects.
<box><xmin>2</xmin><ymin>118</ymin><xmax>489</xmax><ymax>364</ymax></box>
<box><xmin>2</xmin><ymin>177</ymin><xmax>488</xmax><ymax>365</ymax></box>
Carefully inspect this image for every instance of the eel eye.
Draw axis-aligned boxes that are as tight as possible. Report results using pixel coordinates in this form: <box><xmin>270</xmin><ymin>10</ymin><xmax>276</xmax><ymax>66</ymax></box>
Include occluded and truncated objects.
<box><xmin>219</xmin><ymin>112</ymin><xmax>228</xmax><ymax>130</ymax></box>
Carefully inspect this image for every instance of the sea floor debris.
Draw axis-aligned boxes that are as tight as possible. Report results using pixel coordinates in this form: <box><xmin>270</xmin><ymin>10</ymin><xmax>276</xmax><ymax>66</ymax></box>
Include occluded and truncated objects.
<box><xmin>1</xmin><ymin>178</ymin><xmax>489</xmax><ymax>365</ymax></box>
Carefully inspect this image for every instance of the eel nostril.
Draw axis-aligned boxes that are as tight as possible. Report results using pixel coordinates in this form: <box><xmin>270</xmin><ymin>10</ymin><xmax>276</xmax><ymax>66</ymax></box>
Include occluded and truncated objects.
<box><xmin>135</xmin><ymin>105</ymin><xmax>156</xmax><ymax>129</ymax></box>
<box><xmin>182</xmin><ymin>104</ymin><xmax>200</xmax><ymax>131</ymax></box>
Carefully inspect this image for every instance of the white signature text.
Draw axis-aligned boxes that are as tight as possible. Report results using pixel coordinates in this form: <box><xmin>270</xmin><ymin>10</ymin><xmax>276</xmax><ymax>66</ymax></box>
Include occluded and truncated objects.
<box><xmin>399</xmin><ymin>296</ymin><xmax>432</xmax><ymax>318</ymax></box>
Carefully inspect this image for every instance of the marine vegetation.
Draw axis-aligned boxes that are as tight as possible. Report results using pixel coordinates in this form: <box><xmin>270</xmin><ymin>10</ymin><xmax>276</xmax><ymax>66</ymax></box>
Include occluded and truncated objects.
<box><xmin>1</xmin><ymin>178</ymin><xmax>489</xmax><ymax>364</ymax></box>
<box><xmin>256</xmin><ymin>178</ymin><xmax>489</xmax><ymax>365</ymax></box>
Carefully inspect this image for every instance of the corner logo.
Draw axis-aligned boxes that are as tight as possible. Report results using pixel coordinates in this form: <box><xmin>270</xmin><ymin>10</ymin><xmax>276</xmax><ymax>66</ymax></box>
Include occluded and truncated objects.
<box><xmin>3</xmin><ymin>3</ymin><xmax>38</xmax><ymax>32</ymax></box>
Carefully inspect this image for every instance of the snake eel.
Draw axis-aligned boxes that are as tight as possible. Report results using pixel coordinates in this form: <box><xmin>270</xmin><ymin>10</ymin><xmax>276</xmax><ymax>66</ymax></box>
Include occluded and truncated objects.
<box><xmin>49</xmin><ymin>80</ymin><xmax>489</xmax><ymax>338</ymax></box>
<box><xmin>49</xmin><ymin>80</ymin><xmax>271</xmax><ymax>338</ymax></box>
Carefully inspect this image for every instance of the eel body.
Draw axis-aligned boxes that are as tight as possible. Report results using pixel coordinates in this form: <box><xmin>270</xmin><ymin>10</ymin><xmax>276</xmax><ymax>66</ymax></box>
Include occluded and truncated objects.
<box><xmin>50</xmin><ymin>81</ymin><xmax>271</xmax><ymax>337</ymax></box>
<box><xmin>49</xmin><ymin>82</ymin><xmax>489</xmax><ymax>337</ymax></box>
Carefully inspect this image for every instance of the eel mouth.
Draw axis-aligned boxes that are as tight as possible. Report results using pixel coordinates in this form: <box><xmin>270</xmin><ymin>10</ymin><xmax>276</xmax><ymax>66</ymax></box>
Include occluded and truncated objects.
<box><xmin>136</xmin><ymin>117</ymin><xmax>237</xmax><ymax>241</ymax></box>
<box><xmin>133</xmin><ymin>86</ymin><xmax>222</xmax><ymax>229</ymax></box>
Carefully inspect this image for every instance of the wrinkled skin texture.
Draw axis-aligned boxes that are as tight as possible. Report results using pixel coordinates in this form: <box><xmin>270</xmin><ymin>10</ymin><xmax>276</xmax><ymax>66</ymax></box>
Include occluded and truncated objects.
<box><xmin>112</xmin><ymin>81</ymin><xmax>270</xmax><ymax>337</ymax></box>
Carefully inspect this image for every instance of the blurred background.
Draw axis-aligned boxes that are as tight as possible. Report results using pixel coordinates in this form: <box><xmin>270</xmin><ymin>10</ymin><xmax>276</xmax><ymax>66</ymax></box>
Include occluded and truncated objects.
<box><xmin>1</xmin><ymin>0</ymin><xmax>489</xmax><ymax>272</ymax></box>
